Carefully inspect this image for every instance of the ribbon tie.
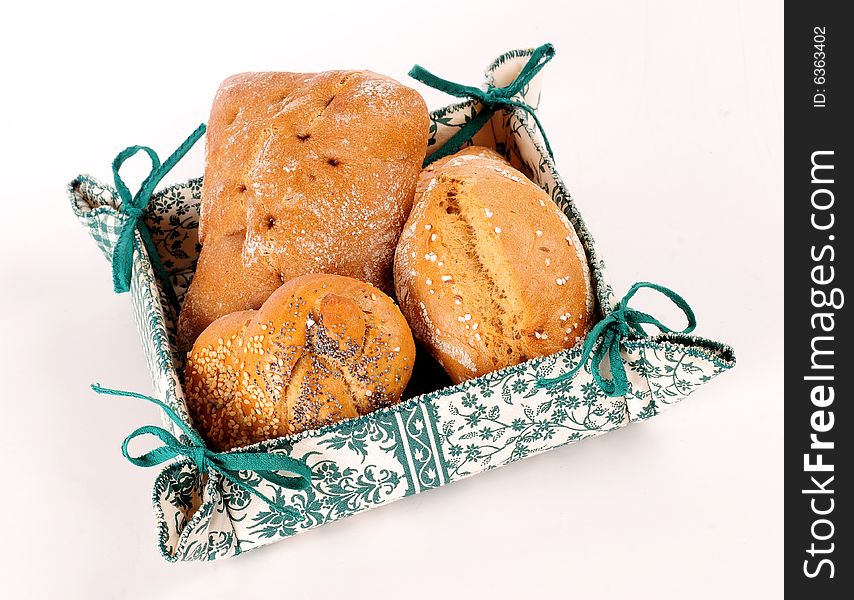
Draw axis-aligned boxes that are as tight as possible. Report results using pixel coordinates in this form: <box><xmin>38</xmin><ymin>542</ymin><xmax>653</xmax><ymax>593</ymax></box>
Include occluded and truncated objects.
<box><xmin>110</xmin><ymin>123</ymin><xmax>207</xmax><ymax>313</ymax></box>
<box><xmin>91</xmin><ymin>384</ymin><xmax>312</xmax><ymax>517</ymax></box>
<box><xmin>537</xmin><ymin>282</ymin><xmax>697</xmax><ymax>397</ymax></box>
<box><xmin>409</xmin><ymin>43</ymin><xmax>556</xmax><ymax>166</ymax></box>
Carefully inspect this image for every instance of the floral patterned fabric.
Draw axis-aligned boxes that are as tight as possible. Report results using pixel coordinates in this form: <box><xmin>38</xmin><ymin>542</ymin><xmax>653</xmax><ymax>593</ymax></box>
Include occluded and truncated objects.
<box><xmin>69</xmin><ymin>47</ymin><xmax>735</xmax><ymax>561</ymax></box>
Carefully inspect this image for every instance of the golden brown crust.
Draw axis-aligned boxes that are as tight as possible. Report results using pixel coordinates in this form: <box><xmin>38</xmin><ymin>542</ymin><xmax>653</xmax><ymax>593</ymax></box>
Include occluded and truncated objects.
<box><xmin>393</xmin><ymin>147</ymin><xmax>594</xmax><ymax>384</ymax></box>
<box><xmin>176</xmin><ymin>232</ymin><xmax>282</xmax><ymax>348</ymax></box>
<box><xmin>185</xmin><ymin>273</ymin><xmax>416</xmax><ymax>451</ymax></box>
<box><xmin>177</xmin><ymin>70</ymin><xmax>429</xmax><ymax>351</ymax></box>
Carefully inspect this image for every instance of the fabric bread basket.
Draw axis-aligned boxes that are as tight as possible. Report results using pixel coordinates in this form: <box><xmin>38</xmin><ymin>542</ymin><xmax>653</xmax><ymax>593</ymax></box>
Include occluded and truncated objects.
<box><xmin>69</xmin><ymin>44</ymin><xmax>736</xmax><ymax>562</ymax></box>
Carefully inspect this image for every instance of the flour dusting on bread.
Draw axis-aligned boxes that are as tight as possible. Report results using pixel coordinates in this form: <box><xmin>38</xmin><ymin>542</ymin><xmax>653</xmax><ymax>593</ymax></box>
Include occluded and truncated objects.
<box><xmin>177</xmin><ymin>70</ymin><xmax>429</xmax><ymax>352</ymax></box>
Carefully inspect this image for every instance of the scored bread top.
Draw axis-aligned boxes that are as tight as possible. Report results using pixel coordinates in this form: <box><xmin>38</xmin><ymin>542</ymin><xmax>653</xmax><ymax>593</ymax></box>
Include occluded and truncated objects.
<box><xmin>394</xmin><ymin>147</ymin><xmax>594</xmax><ymax>384</ymax></box>
<box><xmin>177</xmin><ymin>70</ymin><xmax>429</xmax><ymax>351</ymax></box>
<box><xmin>185</xmin><ymin>273</ymin><xmax>416</xmax><ymax>451</ymax></box>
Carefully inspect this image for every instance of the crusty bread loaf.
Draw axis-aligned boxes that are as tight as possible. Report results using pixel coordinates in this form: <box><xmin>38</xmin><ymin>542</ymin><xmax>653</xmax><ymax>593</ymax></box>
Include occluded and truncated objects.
<box><xmin>177</xmin><ymin>70</ymin><xmax>429</xmax><ymax>351</ymax></box>
<box><xmin>393</xmin><ymin>147</ymin><xmax>594</xmax><ymax>384</ymax></box>
<box><xmin>185</xmin><ymin>273</ymin><xmax>415</xmax><ymax>451</ymax></box>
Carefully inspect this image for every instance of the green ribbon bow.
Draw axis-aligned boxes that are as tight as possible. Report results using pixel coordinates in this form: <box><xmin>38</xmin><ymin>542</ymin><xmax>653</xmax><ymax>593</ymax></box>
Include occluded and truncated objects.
<box><xmin>91</xmin><ymin>384</ymin><xmax>312</xmax><ymax>518</ymax></box>
<box><xmin>409</xmin><ymin>43</ymin><xmax>556</xmax><ymax>166</ymax></box>
<box><xmin>110</xmin><ymin>123</ymin><xmax>207</xmax><ymax>313</ymax></box>
<box><xmin>537</xmin><ymin>282</ymin><xmax>697</xmax><ymax>397</ymax></box>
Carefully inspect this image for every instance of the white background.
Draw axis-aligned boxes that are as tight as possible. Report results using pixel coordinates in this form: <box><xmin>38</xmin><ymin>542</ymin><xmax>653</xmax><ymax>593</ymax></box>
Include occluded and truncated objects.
<box><xmin>0</xmin><ymin>1</ymin><xmax>782</xmax><ymax>598</ymax></box>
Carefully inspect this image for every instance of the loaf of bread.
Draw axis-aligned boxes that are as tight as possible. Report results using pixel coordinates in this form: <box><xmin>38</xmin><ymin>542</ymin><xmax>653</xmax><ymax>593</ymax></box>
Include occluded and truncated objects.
<box><xmin>185</xmin><ymin>273</ymin><xmax>416</xmax><ymax>451</ymax></box>
<box><xmin>177</xmin><ymin>71</ymin><xmax>429</xmax><ymax>351</ymax></box>
<box><xmin>393</xmin><ymin>147</ymin><xmax>594</xmax><ymax>384</ymax></box>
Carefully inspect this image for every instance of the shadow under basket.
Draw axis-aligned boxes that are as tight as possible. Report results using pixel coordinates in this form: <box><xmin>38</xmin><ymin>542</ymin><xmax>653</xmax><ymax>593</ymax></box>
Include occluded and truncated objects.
<box><xmin>69</xmin><ymin>45</ymin><xmax>735</xmax><ymax>562</ymax></box>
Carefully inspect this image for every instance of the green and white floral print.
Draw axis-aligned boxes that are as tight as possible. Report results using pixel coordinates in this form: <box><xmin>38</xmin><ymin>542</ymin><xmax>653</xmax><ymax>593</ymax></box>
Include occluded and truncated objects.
<box><xmin>69</xmin><ymin>47</ymin><xmax>735</xmax><ymax>561</ymax></box>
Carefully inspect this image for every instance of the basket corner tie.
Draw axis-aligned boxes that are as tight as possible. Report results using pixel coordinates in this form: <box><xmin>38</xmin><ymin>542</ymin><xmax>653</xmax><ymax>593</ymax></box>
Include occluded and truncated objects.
<box><xmin>536</xmin><ymin>282</ymin><xmax>697</xmax><ymax>397</ymax></box>
<box><xmin>90</xmin><ymin>382</ymin><xmax>311</xmax><ymax>517</ymax></box>
<box><xmin>409</xmin><ymin>42</ymin><xmax>556</xmax><ymax>165</ymax></box>
<box><xmin>109</xmin><ymin>123</ymin><xmax>207</xmax><ymax>313</ymax></box>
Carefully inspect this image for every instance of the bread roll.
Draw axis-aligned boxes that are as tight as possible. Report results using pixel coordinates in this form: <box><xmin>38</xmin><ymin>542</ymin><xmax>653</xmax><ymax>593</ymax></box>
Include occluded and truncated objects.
<box><xmin>185</xmin><ymin>273</ymin><xmax>416</xmax><ymax>451</ymax></box>
<box><xmin>177</xmin><ymin>70</ymin><xmax>429</xmax><ymax>351</ymax></box>
<box><xmin>394</xmin><ymin>147</ymin><xmax>594</xmax><ymax>384</ymax></box>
